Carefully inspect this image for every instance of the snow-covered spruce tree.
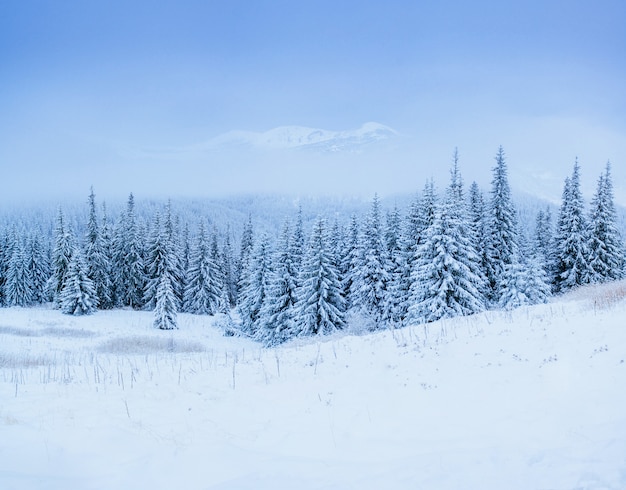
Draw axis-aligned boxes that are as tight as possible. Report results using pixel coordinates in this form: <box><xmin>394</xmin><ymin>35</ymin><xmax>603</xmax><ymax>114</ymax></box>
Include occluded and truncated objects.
<box><xmin>256</xmin><ymin>221</ymin><xmax>299</xmax><ymax>346</ymax></box>
<box><xmin>209</xmin><ymin>227</ymin><xmax>231</xmax><ymax>314</ymax></box>
<box><xmin>137</xmin><ymin>219</ymin><xmax>149</xmax><ymax>297</ymax></box>
<box><xmin>397</xmin><ymin>181</ymin><xmax>438</xmax><ymax>324</ymax></box>
<box><xmin>143</xmin><ymin>207</ymin><xmax>181</xmax><ymax>330</ymax></box>
<box><xmin>153</xmin><ymin>268</ymin><xmax>178</xmax><ymax>330</ymax></box>
<box><xmin>236</xmin><ymin>215</ymin><xmax>254</xmax><ymax>306</ymax></box>
<box><xmin>352</xmin><ymin>194</ymin><xmax>390</xmax><ymax>327</ymax></box>
<box><xmin>552</xmin><ymin>160</ymin><xmax>592</xmax><ymax>292</ymax></box>
<box><xmin>49</xmin><ymin>207</ymin><xmax>75</xmax><ymax>306</ymax></box>
<box><xmin>383</xmin><ymin>206</ymin><xmax>405</xmax><ymax>325</ymax></box>
<box><xmin>143</xmin><ymin>212</ymin><xmax>166</xmax><ymax>310</ymax></box>
<box><xmin>340</xmin><ymin>214</ymin><xmax>360</xmax><ymax>309</ymax></box>
<box><xmin>523</xmin><ymin>250</ymin><xmax>552</xmax><ymax>306</ymax></box>
<box><xmin>4</xmin><ymin>232</ymin><xmax>33</xmax><ymax>307</ymax></box>
<box><xmin>329</xmin><ymin>219</ymin><xmax>344</xmax><ymax>273</ymax></box>
<box><xmin>144</xmin><ymin>204</ymin><xmax>184</xmax><ymax>313</ymax></box>
<box><xmin>113</xmin><ymin>193</ymin><xmax>145</xmax><ymax>308</ymax></box>
<box><xmin>165</xmin><ymin>202</ymin><xmax>185</xmax><ymax>305</ymax></box>
<box><xmin>0</xmin><ymin>230</ymin><xmax>9</xmax><ymax>306</ymax></box>
<box><xmin>293</xmin><ymin>218</ymin><xmax>345</xmax><ymax>337</ymax></box>
<box><xmin>497</xmin><ymin>257</ymin><xmax>530</xmax><ymax>310</ymax></box>
<box><xmin>406</xmin><ymin>156</ymin><xmax>486</xmax><ymax>324</ymax></box>
<box><xmin>498</xmin><ymin>235</ymin><xmax>551</xmax><ymax>310</ymax></box>
<box><xmin>27</xmin><ymin>230</ymin><xmax>51</xmax><ymax>304</ymax></box>
<box><xmin>183</xmin><ymin>221</ymin><xmax>223</xmax><ymax>315</ymax></box>
<box><xmin>485</xmin><ymin>146</ymin><xmax>520</xmax><ymax>303</ymax></box>
<box><xmin>97</xmin><ymin>203</ymin><xmax>115</xmax><ymax>308</ymax></box>
<box><xmin>534</xmin><ymin>206</ymin><xmax>553</xmax><ymax>273</ymax></box>
<box><xmin>84</xmin><ymin>188</ymin><xmax>112</xmax><ymax>309</ymax></box>
<box><xmin>60</xmin><ymin>246</ymin><xmax>98</xmax><ymax>315</ymax></box>
<box><xmin>1</xmin><ymin>228</ymin><xmax>16</xmax><ymax>303</ymax></box>
<box><xmin>587</xmin><ymin>162</ymin><xmax>624</xmax><ymax>282</ymax></box>
<box><xmin>179</xmin><ymin>222</ymin><xmax>191</xmax><ymax>303</ymax></box>
<box><xmin>238</xmin><ymin>234</ymin><xmax>272</xmax><ymax>336</ymax></box>
<box><xmin>290</xmin><ymin>205</ymin><xmax>306</xmax><ymax>276</ymax></box>
<box><xmin>393</xmin><ymin>196</ymin><xmax>420</xmax><ymax>322</ymax></box>
<box><xmin>222</xmin><ymin>226</ymin><xmax>237</xmax><ymax>308</ymax></box>
<box><xmin>419</xmin><ymin>180</ymin><xmax>439</xmax><ymax>237</ymax></box>
<box><xmin>468</xmin><ymin>181</ymin><xmax>490</xmax><ymax>284</ymax></box>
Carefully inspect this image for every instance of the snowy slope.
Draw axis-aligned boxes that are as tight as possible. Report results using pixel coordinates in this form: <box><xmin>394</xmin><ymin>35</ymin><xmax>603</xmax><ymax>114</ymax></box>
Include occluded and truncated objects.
<box><xmin>1</xmin><ymin>282</ymin><xmax>626</xmax><ymax>489</ymax></box>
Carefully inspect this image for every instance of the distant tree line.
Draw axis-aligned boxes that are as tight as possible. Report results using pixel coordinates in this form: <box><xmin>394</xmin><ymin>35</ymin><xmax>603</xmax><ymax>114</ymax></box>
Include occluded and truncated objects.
<box><xmin>0</xmin><ymin>147</ymin><xmax>623</xmax><ymax>343</ymax></box>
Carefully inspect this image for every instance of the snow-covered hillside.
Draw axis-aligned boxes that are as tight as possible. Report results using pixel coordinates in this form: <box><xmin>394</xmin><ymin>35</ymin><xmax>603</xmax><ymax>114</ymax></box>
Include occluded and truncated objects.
<box><xmin>1</xmin><ymin>282</ymin><xmax>626</xmax><ymax>489</ymax></box>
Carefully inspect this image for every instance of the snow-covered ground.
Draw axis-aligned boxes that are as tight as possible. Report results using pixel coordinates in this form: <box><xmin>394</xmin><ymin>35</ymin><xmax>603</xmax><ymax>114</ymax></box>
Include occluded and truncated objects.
<box><xmin>1</xmin><ymin>283</ymin><xmax>626</xmax><ymax>489</ymax></box>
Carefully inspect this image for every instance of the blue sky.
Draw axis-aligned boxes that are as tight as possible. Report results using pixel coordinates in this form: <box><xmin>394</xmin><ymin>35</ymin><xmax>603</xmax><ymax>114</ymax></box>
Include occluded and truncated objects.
<box><xmin>1</xmin><ymin>0</ymin><xmax>624</xmax><ymax>202</ymax></box>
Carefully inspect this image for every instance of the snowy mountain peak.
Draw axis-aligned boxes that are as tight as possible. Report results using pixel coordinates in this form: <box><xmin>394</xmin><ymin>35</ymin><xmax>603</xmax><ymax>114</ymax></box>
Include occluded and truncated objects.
<box><xmin>206</xmin><ymin>122</ymin><xmax>398</xmax><ymax>153</ymax></box>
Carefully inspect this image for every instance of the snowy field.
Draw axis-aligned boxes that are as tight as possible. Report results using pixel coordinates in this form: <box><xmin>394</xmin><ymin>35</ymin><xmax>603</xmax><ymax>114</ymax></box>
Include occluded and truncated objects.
<box><xmin>1</xmin><ymin>282</ymin><xmax>626</xmax><ymax>490</ymax></box>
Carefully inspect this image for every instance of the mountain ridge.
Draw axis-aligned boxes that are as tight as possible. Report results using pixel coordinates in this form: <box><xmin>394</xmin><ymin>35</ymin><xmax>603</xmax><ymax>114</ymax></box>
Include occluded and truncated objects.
<box><xmin>200</xmin><ymin>122</ymin><xmax>398</xmax><ymax>153</ymax></box>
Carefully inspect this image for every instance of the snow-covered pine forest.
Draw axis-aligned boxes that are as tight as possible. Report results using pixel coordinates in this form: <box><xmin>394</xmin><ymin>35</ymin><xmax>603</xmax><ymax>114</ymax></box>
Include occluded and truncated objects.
<box><xmin>1</xmin><ymin>148</ymin><xmax>624</xmax><ymax>344</ymax></box>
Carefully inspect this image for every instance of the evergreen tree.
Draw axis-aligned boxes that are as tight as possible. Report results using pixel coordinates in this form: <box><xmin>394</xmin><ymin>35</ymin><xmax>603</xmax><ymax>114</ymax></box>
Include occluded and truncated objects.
<box><xmin>143</xmin><ymin>204</ymin><xmax>183</xmax><ymax>313</ymax></box>
<box><xmin>486</xmin><ymin>146</ymin><xmax>520</xmax><ymax>303</ymax></box>
<box><xmin>236</xmin><ymin>215</ymin><xmax>254</xmax><ymax>305</ymax></box>
<box><xmin>28</xmin><ymin>230</ymin><xmax>51</xmax><ymax>304</ymax></box>
<box><xmin>240</xmin><ymin>216</ymin><xmax>255</xmax><ymax>263</ymax></box>
<box><xmin>163</xmin><ymin>201</ymin><xmax>184</xmax><ymax>305</ymax></box>
<box><xmin>180</xmin><ymin>222</ymin><xmax>191</xmax><ymax>301</ymax></box>
<box><xmin>397</xmin><ymin>195</ymin><xmax>422</xmax><ymax>320</ymax></box>
<box><xmin>238</xmin><ymin>234</ymin><xmax>272</xmax><ymax>336</ymax></box>
<box><xmin>398</xmin><ymin>182</ymin><xmax>438</xmax><ymax>324</ymax></box>
<box><xmin>85</xmin><ymin>187</ymin><xmax>99</xmax><ymax>266</ymax></box>
<box><xmin>534</xmin><ymin>206</ymin><xmax>553</xmax><ymax>271</ymax></box>
<box><xmin>587</xmin><ymin>162</ymin><xmax>624</xmax><ymax>282</ymax></box>
<box><xmin>137</xmin><ymin>219</ymin><xmax>149</xmax><ymax>300</ymax></box>
<box><xmin>497</xmin><ymin>257</ymin><xmax>531</xmax><ymax>310</ymax></box>
<box><xmin>553</xmin><ymin>160</ymin><xmax>592</xmax><ymax>292</ymax></box>
<box><xmin>4</xmin><ymin>232</ymin><xmax>33</xmax><ymax>307</ymax></box>
<box><xmin>383</xmin><ymin>206</ymin><xmax>405</xmax><ymax>325</ymax></box>
<box><xmin>523</xmin><ymin>250</ymin><xmax>553</xmax><ymax>305</ymax></box>
<box><xmin>209</xmin><ymin>226</ymin><xmax>230</xmax><ymax>314</ymax></box>
<box><xmin>340</xmin><ymin>214</ymin><xmax>360</xmax><ymax>309</ymax></box>
<box><xmin>222</xmin><ymin>226</ymin><xmax>237</xmax><ymax>308</ymax></box>
<box><xmin>418</xmin><ymin>181</ymin><xmax>438</xmax><ymax>236</ymax></box>
<box><xmin>140</xmin><ymin>207</ymin><xmax>180</xmax><ymax>330</ymax></box>
<box><xmin>98</xmin><ymin>203</ymin><xmax>115</xmax><ymax>308</ymax></box>
<box><xmin>143</xmin><ymin>212</ymin><xmax>167</xmax><ymax>310</ymax></box>
<box><xmin>113</xmin><ymin>193</ymin><xmax>145</xmax><ymax>308</ymax></box>
<box><xmin>0</xmin><ymin>230</ymin><xmax>9</xmax><ymax>306</ymax></box>
<box><xmin>49</xmin><ymin>208</ymin><xmax>74</xmax><ymax>306</ymax></box>
<box><xmin>183</xmin><ymin>221</ymin><xmax>222</xmax><ymax>315</ymax></box>
<box><xmin>209</xmin><ymin>226</ymin><xmax>222</xmax><ymax>272</ymax></box>
<box><xmin>293</xmin><ymin>218</ymin><xmax>345</xmax><ymax>336</ymax></box>
<box><xmin>468</xmin><ymin>182</ymin><xmax>490</xmax><ymax>283</ymax></box>
<box><xmin>290</xmin><ymin>205</ymin><xmax>306</xmax><ymax>275</ymax></box>
<box><xmin>407</xmin><ymin>158</ymin><xmax>486</xmax><ymax>324</ymax></box>
<box><xmin>60</xmin><ymin>246</ymin><xmax>98</xmax><ymax>315</ymax></box>
<box><xmin>84</xmin><ymin>188</ymin><xmax>112</xmax><ymax>309</ymax></box>
<box><xmin>329</xmin><ymin>219</ymin><xmax>344</xmax><ymax>272</ymax></box>
<box><xmin>499</xmin><ymin>234</ymin><xmax>552</xmax><ymax>310</ymax></box>
<box><xmin>153</xmin><ymin>270</ymin><xmax>178</xmax><ymax>330</ymax></box>
<box><xmin>352</xmin><ymin>194</ymin><xmax>390</xmax><ymax>326</ymax></box>
<box><xmin>256</xmin><ymin>221</ymin><xmax>299</xmax><ymax>346</ymax></box>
